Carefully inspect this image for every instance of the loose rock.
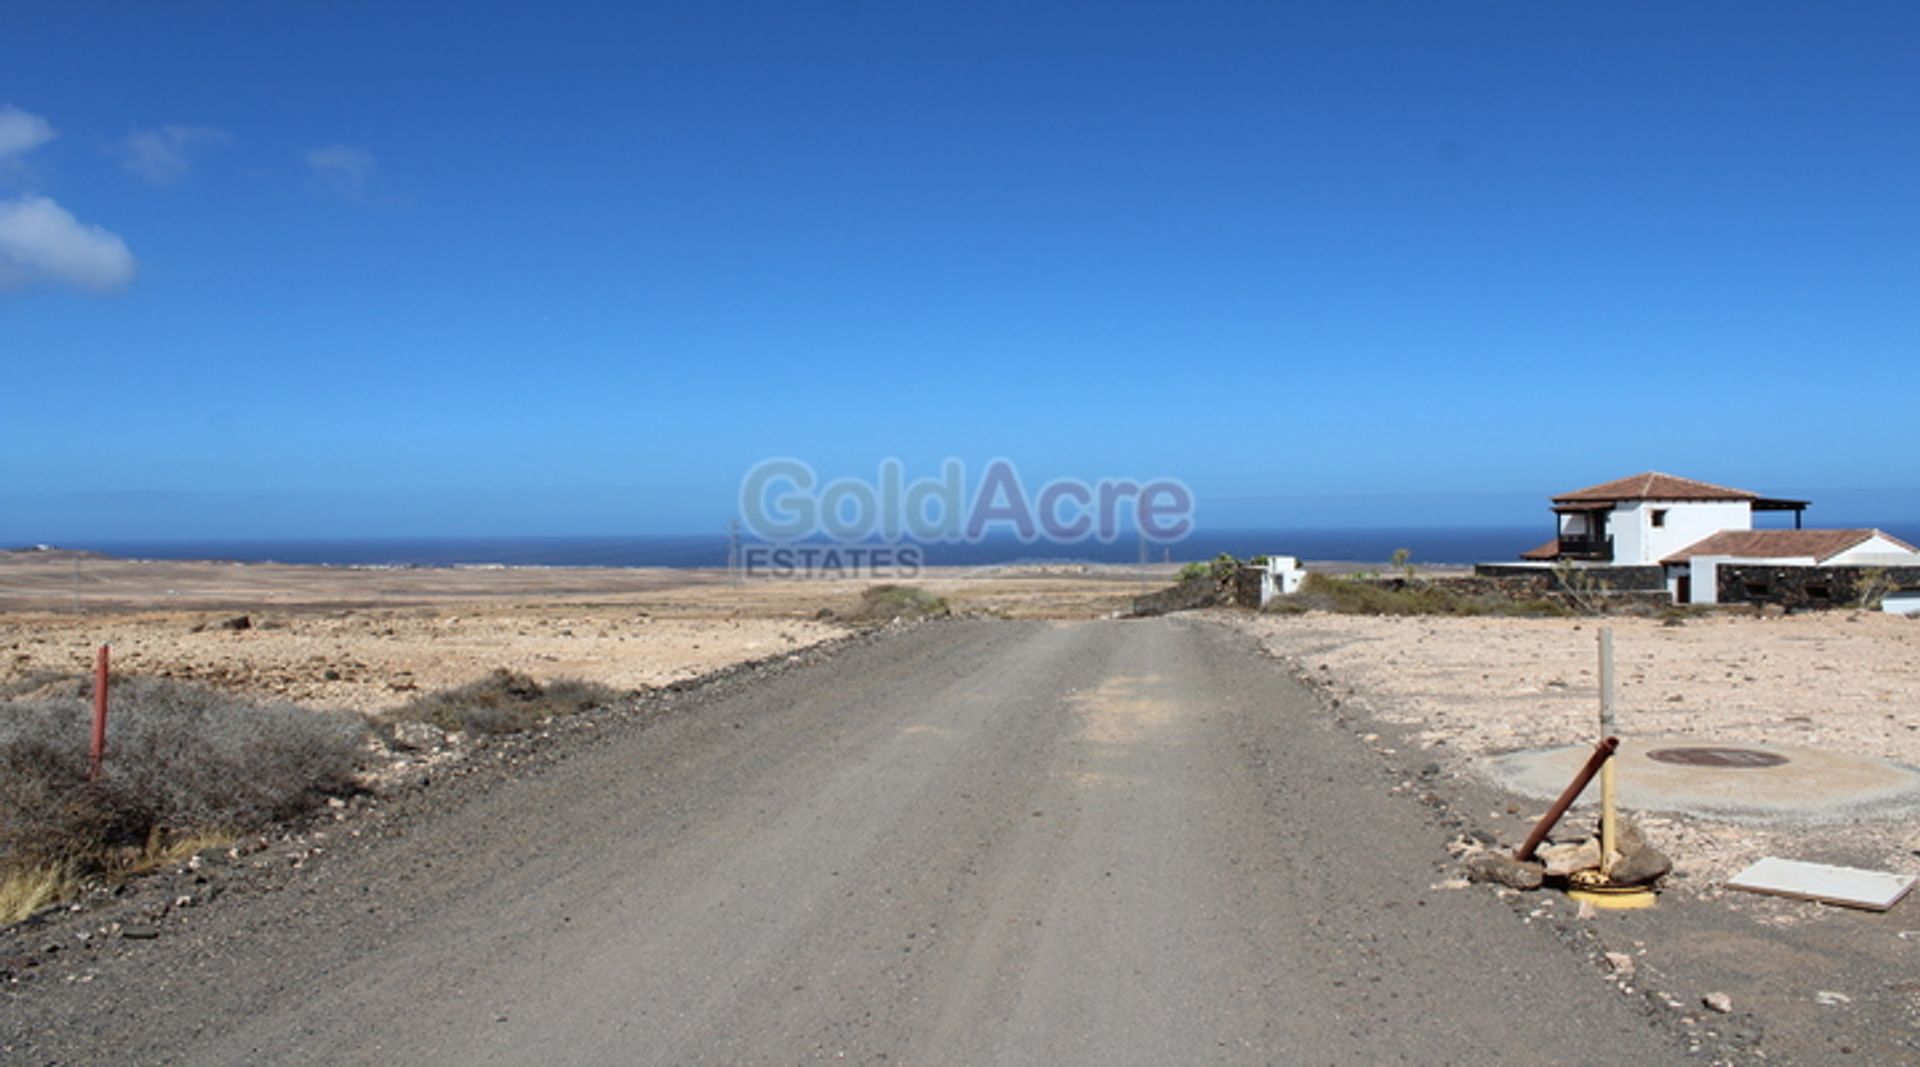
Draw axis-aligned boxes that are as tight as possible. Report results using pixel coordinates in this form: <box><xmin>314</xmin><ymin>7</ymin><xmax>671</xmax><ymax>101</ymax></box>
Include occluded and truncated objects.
<box><xmin>1463</xmin><ymin>852</ymin><xmax>1545</xmax><ymax>890</ymax></box>
<box><xmin>1609</xmin><ymin>843</ymin><xmax>1673</xmax><ymax>887</ymax></box>
<box><xmin>1539</xmin><ymin>839</ymin><xmax>1602</xmax><ymax>878</ymax></box>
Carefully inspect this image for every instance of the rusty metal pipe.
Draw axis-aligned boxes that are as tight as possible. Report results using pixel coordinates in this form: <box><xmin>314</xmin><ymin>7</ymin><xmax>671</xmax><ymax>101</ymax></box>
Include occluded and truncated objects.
<box><xmin>1514</xmin><ymin>736</ymin><xmax>1618</xmax><ymax>862</ymax></box>
<box><xmin>90</xmin><ymin>645</ymin><xmax>109</xmax><ymax>781</ymax></box>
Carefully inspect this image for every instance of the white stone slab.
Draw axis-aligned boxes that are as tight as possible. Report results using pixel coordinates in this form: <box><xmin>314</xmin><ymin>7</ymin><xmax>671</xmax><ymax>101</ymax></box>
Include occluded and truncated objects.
<box><xmin>1883</xmin><ymin>590</ymin><xmax>1920</xmax><ymax>616</ymax></box>
<box><xmin>1726</xmin><ymin>857</ymin><xmax>1917</xmax><ymax>911</ymax></box>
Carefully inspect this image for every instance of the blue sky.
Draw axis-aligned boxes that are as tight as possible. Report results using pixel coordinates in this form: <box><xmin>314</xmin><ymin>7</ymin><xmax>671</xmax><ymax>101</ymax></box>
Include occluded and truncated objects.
<box><xmin>3</xmin><ymin>2</ymin><xmax>1917</xmax><ymax>542</ymax></box>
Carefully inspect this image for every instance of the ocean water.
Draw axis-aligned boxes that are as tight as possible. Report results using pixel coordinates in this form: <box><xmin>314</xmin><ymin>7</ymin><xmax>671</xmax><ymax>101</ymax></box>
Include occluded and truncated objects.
<box><xmin>52</xmin><ymin>520</ymin><xmax>1919</xmax><ymax>571</ymax></box>
<box><xmin>60</xmin><ymin>528</ymin><xmax>1557</xmax><ymax>569</ymax></box>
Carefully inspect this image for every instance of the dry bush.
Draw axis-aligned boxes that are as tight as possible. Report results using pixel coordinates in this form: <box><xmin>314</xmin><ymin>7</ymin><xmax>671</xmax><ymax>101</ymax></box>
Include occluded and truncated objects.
<box><xmin>0</xmin><ymin>862</ymin><xmax>78</xmax><ymax>925</ymax></box>
<box><xmin>0</xmin><ymin>676</ymin><xmax>367</xmax><ymax>879</ymax></box>
<box><xmin>383</xmin><ymin>669</ymin><xmax>622</xmax><ymax>735</ymax></box>
<box><xmin>845</xmin><ymin>584</ymin><xmax>951</xmax><ymax>623</ymax></box>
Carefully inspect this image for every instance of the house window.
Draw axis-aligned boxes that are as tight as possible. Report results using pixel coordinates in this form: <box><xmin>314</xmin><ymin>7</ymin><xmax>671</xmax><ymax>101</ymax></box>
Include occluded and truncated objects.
<box><xmin>1651</xmin><ymin>509</ymin><xmax>1668</xmax><ymax>528</ymax></box>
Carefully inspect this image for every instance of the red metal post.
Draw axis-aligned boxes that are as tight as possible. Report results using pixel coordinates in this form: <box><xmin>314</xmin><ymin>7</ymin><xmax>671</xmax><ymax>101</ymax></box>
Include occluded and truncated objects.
<box><xmin>90</xmin><ymin>644</ymin><xmax>109</xmax><ymax>781</ymax></box>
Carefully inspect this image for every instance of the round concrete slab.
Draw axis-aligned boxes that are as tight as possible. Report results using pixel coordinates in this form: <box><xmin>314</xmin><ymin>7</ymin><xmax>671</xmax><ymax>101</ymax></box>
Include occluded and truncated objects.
<box><xmin>1481</xmin><ymin>738</ymin><xmax>1920</xmax><ymax>824</ymax></box>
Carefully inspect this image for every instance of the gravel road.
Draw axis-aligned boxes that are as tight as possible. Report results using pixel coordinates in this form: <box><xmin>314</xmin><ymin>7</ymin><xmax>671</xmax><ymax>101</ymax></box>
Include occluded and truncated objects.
<box><xmin>3</xmin><ymin>618</ymin><xmax>1686</xmax><ymax>1064</ymax></box>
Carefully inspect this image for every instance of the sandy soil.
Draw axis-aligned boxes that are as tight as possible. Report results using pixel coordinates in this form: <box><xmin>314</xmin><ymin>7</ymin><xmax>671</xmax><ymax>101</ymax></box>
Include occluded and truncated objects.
<box><xmin>1230</xmin><ymin>609</ymin><xmax>1920</xmax><ymax>887</ymax></box>
<box><xmin>0</xmin><ymin>552</ymin><xmax>1152</xmax><ymax>713</ymax></box>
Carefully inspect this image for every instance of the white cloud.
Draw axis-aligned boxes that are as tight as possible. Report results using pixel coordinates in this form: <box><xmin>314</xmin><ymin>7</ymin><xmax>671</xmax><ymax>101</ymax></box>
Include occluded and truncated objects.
<box><xmin>0</xmin><ymin>105</ymin><xmax>57</xmax><ymax>165</ymax></box>
<box><xmin>118</xmin><ymin>125</ymin><xmax>232</xmax><ymax>184</ymax></box>
<box><xmin>304</xmin><ymin>144</ymin><xmax>376</xmax><ymax>198</ymax></box>
<box><xmin>0</xmin><ymin>195</ymin><xmax>137</xmax><ymax>292</ymax></box>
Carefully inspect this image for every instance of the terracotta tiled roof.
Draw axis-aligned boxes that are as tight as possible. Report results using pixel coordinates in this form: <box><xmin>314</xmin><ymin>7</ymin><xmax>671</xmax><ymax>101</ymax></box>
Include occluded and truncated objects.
<box><xmin>1661</xmin><ymin>529</ymin><xmax>1918</xmax><ymax>565</ymax></box>
<box><xmin>1554</xmin><ymin>472</ymin><xmax>1757</xmax><ymax>503</ymax></box>
<box><xmin>1520</xmin><ymin>539</ymin><xmax>1563</xmax><ymax>561</ymax></box>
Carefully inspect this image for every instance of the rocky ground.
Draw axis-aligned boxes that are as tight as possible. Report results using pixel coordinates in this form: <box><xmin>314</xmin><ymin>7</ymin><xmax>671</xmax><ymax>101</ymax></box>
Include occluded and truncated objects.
<box><xmin>1229</xmin><ymin>608</ymin><xmax>1920</xmax><ymax>885</ymax></box>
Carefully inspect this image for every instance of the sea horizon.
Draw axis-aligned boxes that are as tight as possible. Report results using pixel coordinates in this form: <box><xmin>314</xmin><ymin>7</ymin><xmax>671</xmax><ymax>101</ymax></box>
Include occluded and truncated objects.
<box><xmin>20</xmin><ymin>519</ymin><xmax>1920</xmax><ymax>572</ymax></box>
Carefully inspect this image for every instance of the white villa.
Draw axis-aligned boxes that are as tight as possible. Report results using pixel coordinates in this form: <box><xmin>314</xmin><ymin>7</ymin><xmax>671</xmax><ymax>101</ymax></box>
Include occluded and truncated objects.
<box><xmin>1515</xmin><ymin>472</ymin><xmax>1918</xmax><ymax>604</ymax></box>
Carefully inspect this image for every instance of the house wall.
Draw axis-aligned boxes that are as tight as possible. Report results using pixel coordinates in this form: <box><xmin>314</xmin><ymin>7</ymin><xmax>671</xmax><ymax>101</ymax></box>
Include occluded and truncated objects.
<box><xmin>1664</xmin><ymin>563</ymin><xmax>1689</xmax><ymax>600</ymax></box>
<box><xmin>1614</xmin><ymin>500</ymin><xmax>1751</xmax><ymax>565</ymax></box>
<box><xmin>1257</xmin><ymin>556</ymin><xmax>1306</xmax><ymax>604</ymax></box>
<box><xmin>1827</xmin><ymin>536</ymin><xmax>1920</xmax><ymax>564</ymax></box>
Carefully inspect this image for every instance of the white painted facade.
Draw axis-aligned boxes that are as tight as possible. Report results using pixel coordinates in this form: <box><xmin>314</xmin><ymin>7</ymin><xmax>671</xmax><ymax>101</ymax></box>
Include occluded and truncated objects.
<box><xmin>1884</xmin><ymin>590</ymin><xmax>1920</xmax><ymax>617</ymax></box>
<box><xmin>1259</xmin><ymin>556</ymin><xmax>1306</xmax><ymax>605</ymax></box>
<box><xmin>1610</xmin><ymin>499</ymin><xmax>1752</xmax><ymax>565</ymax></box>
<box><xmin>1826</xmin><ymin>535</ymin><xmax>1917</xmax><ymax>563</ymax></box>
<box><xmin>1516</xmin><ymin>474</ymin><xmax>1918</xmax><ymax>606</ymax></box>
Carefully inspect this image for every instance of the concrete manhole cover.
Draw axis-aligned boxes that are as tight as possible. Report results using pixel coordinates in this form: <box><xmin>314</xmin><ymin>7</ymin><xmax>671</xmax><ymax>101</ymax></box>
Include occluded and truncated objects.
<box><xmin>1646</xmin><ymin>746</ymin><xmax>1790</xmax><ymax>769</ymax></box>
<box><xmin>1481</xmin><ymin>737</ymin><xmax>1920</xmax><ymax>822</ymax></box>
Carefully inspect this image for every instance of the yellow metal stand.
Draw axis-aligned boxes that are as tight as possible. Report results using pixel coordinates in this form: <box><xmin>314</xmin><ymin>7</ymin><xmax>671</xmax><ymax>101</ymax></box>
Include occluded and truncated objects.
<box><xmin>1570</xmin><ymin>629</ymin><xmax>1656</xmax><ymax>910</ymax></box>
<box><xmin>1567</xmin><ymin>869</ymin><xmax>1657</xmax><ymax>909</ymax></box>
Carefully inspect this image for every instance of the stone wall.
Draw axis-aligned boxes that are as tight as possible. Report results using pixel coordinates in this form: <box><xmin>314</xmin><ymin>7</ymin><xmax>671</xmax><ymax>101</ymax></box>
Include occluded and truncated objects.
<box><xmin>1130</xmin><ymin>574</ymin><xmax>1231</xmax><ymax>616</ymax></box>
<box><xmin>1713</xmin><ymin>564</ymin><xmax>1920</xmax><ymax>609</ymax></box>
<box><xmin>1472</xmin><ymin>563</ymin><xmax>1668</xmax><ymax>593</ymax></box>
<box><xmin>1133</xmin><ymin>563</ymin><xmax>1677</xmax><ymax>617</ymax></box>
<box><xmin>1358</xmin><ymin>574</ymin><xmax>1671</xmax><ymax>612</ymax></box>
<box><xmin>1232</xmin><ymin>566</ymin><xmax>1264</xmax><ymax>608</ymax></box>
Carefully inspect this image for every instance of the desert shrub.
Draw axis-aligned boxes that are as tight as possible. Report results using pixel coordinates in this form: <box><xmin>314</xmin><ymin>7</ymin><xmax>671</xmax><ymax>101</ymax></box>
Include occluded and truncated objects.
<box><xmin>845</xmin><ymin>584</ymin><xmax>951</xmax><ymax>623</ymax></box>
<box><xmin>0</xmin><ymin>668</ymin><xmax>77</xmax><ymax>701</ymax></box>
<box><xmin>1854</xmin><ymin>567</ymin><xmax>1894</xmax><ymax>609</ymax></box>
<box><xmin>1175</xmin><ymin>554</ymin><xmax>1241</xmax><ymax>584</ymax></box>
<box><xmin>384</xmin><ymin>669</ymin><xmax>621</xmax><ymax>735</ymax></box>
<box><xmin>0</xmin><ymin>676</ymin><xmax>368</xmax><ymax>877</ymax></box>
<box><xmin>0</xmin><ymin>862</ymin><xmax>79</xmax><ymax>924</ymax></box>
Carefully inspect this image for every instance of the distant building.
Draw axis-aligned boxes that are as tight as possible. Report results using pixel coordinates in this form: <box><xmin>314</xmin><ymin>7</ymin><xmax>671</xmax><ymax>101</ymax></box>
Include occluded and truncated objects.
<box><xmin>1502</xmin><ymin>472</ymin><xmax>1919</xmax><ymax>605</ymax></box>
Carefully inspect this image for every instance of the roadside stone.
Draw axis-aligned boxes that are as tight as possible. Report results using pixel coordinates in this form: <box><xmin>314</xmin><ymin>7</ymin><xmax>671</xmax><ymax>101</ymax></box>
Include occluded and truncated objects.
<box><xmin>388</xmin><ymin>720</ymin><xmax>445</xmax><ymax>752</ymax></box>
<box><xmin>1703</xmin><ymin>991</ymin><xmax>1733</xmax><ymax>1014</ymax></box>
<box><xmin>1609</xmin><ymin>843</ymin><xmax>1672</xmax><ymax>887</ymax></box>
<box><xmin>1463</xmin><ymin>852</ymin><xmax>1545</xmax><ymax>890</ymax></box>
<box><xmin>1615</xmin><ymin>817</ymin><xmax>1648</xmax><ymax>854</ymax></box>
<box><xmin>1539</xmin><ymin>838</ymin><xmax>1602</xmax><ymax>877</ymax></box>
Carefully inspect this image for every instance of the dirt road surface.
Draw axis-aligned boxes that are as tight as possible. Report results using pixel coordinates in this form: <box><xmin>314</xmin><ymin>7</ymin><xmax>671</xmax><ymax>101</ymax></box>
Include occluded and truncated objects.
<box><xmin>3</xmin><ymin>620</ymin><xmax>1684</xmax><ymax>1064</ymax></box>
